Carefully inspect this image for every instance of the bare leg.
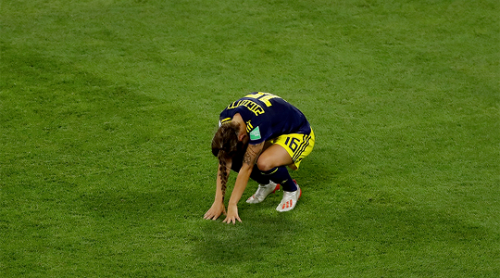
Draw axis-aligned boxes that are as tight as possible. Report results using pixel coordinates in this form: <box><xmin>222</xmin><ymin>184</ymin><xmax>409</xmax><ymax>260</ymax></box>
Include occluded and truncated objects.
<box><xmin>257</xmin><ymin>144</ymin><xmax>293</xmax><ymax>172</ymax></box>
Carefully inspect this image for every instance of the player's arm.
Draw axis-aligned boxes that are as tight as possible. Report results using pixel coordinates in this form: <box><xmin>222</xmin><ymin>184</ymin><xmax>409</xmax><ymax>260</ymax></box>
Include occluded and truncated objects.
<box><xmin>223</xmin><ymin>142</ymin><xmax>264</xmax><ymax>224</ymax></box>
<box><xmin>204</xmin><ymin>157</ymin><xmax>232</xmax><ymax>220</ymax></box>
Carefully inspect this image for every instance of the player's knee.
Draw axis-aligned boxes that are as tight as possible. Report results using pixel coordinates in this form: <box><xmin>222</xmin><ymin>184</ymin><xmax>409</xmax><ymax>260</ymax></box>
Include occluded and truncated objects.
<box><xmin>256</xmin><ymin>157</ymin><xmax>274</xmax><ymax>172</ymax></box>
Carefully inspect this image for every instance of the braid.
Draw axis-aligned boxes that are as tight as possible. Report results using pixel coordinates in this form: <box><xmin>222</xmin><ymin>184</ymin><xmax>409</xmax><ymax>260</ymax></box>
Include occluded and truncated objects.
<box><xmin>218</xmin><ymin>150</ymin><xmax>228</xmax><ymax>201</ymax></box>
<box><xmin>212</xmin><ymin>122</ymin><xmax>241</xmax><ymax>201</ymax></box>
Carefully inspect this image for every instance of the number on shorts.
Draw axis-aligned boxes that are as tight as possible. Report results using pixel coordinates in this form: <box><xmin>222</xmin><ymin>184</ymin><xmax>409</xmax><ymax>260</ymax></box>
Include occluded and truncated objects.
<box><xmin>284</xmin><ymin>137</ymin><xmax>300</xmax><ymax>152</ymax></box>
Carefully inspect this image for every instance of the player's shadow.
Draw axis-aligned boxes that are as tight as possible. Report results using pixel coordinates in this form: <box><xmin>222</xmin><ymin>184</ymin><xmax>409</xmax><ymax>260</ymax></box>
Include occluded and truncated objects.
<box><xmin>195</xmin><ymin>210</ymin><xmax>301</xmax><ymax>264</ymax></box>
<box><xmin>194</xmin><ymin>145</ymin><xmax>349</xmax><ymax>265</ymax></box>
<box><xmin>289</xmin><ymin>144</ymin><xmax>355</xmax><ymax>190</ymax></box>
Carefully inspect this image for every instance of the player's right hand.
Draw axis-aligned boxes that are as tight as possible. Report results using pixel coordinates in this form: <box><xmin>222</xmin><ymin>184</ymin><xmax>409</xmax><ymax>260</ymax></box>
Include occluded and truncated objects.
<box><xmin>203</xmin><ymin>201</ymin><xmax>226</xmax><ymax>220</ymax></box>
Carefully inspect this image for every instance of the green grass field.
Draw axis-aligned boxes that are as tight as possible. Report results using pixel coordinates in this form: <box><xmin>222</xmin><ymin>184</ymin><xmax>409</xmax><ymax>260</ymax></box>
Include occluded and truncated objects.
<box><xmin>1</xmin><ymin>0</ymin><xmax>499</xmax><ymax>277</ymax></box>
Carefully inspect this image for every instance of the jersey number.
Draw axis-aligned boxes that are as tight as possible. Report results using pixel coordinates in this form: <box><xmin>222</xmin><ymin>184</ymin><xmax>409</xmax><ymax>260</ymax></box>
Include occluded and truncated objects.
<box><xmin>244</xmin><ymin>92</ymin><xmax>281</xmax><ymax>107</ymax></box>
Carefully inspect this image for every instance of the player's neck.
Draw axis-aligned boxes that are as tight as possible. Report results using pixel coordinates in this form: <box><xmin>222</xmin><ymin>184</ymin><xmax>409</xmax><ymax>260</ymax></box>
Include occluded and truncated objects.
<box><xmin>232</xmin><ymin>113</ymin><xmax>247</xmax><ymax>136</ymax></box>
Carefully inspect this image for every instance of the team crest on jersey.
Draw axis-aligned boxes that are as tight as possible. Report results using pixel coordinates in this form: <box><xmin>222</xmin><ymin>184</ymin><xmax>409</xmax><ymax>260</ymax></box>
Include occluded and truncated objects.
<box><xmin>250</xmin><ymin>126</ymin><xmax>261</xmax><ymax>140</ymax></box>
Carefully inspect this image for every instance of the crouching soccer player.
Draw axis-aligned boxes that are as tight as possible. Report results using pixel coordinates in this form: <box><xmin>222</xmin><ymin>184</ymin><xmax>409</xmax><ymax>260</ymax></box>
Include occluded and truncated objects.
<box><xmin>203</xmin><ymin>92</ymin><xmax>315</xmax><ymax>224</ymax></box>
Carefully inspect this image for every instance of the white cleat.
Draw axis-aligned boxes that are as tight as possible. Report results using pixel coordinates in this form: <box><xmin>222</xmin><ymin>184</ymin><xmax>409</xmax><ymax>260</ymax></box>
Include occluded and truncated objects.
<box><xmin>246</xmin><ymin>181</ymin><xmax>281</xmax><ymax>204</ymax></box>
<box><xmin>276</xmin><ymin>181</ymin><xmax>301</xmax><ymax>212</ymax></box>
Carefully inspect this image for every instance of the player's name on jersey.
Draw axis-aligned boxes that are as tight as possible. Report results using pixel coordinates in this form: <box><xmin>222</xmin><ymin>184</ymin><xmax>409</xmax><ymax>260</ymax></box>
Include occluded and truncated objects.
<box><xmin>226</xmin><ymin>99</ymin><xmax>265</xmax><ymax>116</ymax></box>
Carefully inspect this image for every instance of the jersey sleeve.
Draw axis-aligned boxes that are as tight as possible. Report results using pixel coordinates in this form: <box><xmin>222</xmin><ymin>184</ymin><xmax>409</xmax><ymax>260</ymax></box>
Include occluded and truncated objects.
<box><xmin>219</xmin><ymin>109</ymin><xmax>233</xmax><ymax>125</ymax></box>
<box><xmin>246</xmin><ymin>114</ymin><xmax>273</xmax><ymax>145</ymax></box>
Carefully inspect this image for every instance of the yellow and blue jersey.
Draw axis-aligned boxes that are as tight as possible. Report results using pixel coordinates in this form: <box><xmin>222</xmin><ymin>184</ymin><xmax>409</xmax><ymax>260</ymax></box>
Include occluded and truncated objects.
<box><xmin>219</xmin><ymin>92</ymin><xmax>311</xmax><ymax>145</ymax></box>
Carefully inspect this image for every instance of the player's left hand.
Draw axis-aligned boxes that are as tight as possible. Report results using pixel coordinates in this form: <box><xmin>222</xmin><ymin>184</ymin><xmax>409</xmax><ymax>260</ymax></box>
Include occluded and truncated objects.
<box><xmin>223</xmin><ymin>204</ymin><xmax>242</xmax><ymax>224</ymax></box>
